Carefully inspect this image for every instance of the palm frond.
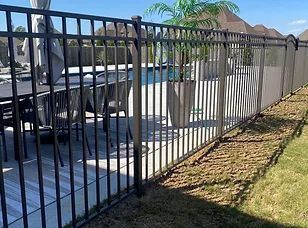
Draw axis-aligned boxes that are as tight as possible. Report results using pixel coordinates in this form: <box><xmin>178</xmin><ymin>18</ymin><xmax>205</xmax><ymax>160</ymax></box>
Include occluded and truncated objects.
<box><xmin>144</xmin><ymin>0</ymin><xmax>239</xmax><ymax>29</ymax></box>
<box><xmin>144</xmin><ymin>3</ymin><xmax>175</xmax><ymax>17</ymax></box>
<box><xmin>201</xmin><ymin>0</ymin><xmax>239</xmax><ymax>15</ymax></box>
<box><xmin>183</xmin><ymin>16</ymin><xmax>220</xmax><ymax>28</ymax></box>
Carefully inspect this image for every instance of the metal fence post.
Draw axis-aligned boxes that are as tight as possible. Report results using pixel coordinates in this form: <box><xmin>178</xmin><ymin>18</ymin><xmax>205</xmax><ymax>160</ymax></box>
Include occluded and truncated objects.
<box><xmin>217</xmin><ymin>31</ymin><xmax>228</xmax><ymax>138</ymax></box>
<box><xmin>131</xmin><ymin>15</ymin><xmax>143</xmax><ymax>197</ymax></box>
<box><xmin>282</xmin><ymin>35</ymin><xmax>296</xmax><ymax>96</ymax></box>
<box><xmin>304</xmin><ymin>44</ymin><xmax>308</xmax><ymax>85</ymax></box>
<box><xmin>301</xmin><ymin>43</ymin><xmax>307</xmax><ymax>87</ymax></box>
<box><xmin>291</xmin><ymin>38</ymin><xmax>299</xmax><ymax>93</ymax></box>
<box><xmin>280</xmin><ymin>39</ymin><xmax>288</xmax><ymax>98</ymax></box>
<box><xmin>257</xmin><ymin>36</ymin><xmax>266</xmax><ymax>114</ymax></box>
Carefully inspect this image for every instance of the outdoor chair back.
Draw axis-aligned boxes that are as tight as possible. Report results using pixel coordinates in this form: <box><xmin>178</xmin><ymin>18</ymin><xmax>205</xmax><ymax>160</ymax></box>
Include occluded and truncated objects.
<box><xmin>0</xmin><ymin>100</ymin><xmax>30</xmax><ymax>161</ymax></box>
<box><xmin>36</xmin><ymin>87</ymin><xmax>88</xmax><ymax>128</ymax></box>
<box><xmin>87</xmin><ymin>80</ymin><xmax>132</xmax><ymax>116</ymax></box>
<box><xmin>87</xmin><ymin>84</ymin><xmax>105</xmax><ymax>114</ymax></box>
<box><xmin>108</xmin><ymin>80</ymin><xmax>132</xmax><ymax>114</ymax></box>
<box><xmin>0</xmin><ymin>101</ymin><xmax>12</xmax><ymax>162</ymax></box>
<box><xmin>0</xmin><ymin>101</ymin><xmax>13</xmax><ymax>126</ymax></box>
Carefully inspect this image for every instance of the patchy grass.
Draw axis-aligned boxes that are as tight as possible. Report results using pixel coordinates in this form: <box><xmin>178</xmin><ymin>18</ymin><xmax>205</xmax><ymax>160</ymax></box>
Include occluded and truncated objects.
<box><xmin>240</xmin><ymin>121</ymin><xmax>308</xmax><ymax>227</ymax></box>
<box><xmin>87</xmin><ymin>87</ymin><xmax>308</xmax><ymax>228</ymax></box>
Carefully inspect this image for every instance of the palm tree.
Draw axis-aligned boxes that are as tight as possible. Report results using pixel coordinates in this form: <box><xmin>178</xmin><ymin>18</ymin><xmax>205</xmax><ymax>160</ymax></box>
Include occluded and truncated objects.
<box><xmin>145</xmin><ymin>0</ymin><xmax>239</xmax><ymax>29</ymax></box>
<box><xmin>144</xmin><ymin>0</ymin><xmax>239</xmax><ymax>128</ymax></box>
<box><xmin>145</xmin><ymin>0</ymin><xmax>239</xmax><ymax>79</ymax></box>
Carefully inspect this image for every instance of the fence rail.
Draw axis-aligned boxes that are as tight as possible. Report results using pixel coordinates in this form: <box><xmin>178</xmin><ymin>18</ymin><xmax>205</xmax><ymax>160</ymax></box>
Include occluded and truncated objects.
<box><xmin>0</xmin><ymin>4</ymin><xmax>308</xmax><ymax>228</ymax></box>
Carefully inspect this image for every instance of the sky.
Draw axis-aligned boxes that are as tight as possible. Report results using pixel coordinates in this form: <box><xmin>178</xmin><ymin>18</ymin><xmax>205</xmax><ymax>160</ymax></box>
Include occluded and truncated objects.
<box><xmin>0</xmin><ymin>0</ymin><xmax>308</xmax><ymax>36</ymax></box>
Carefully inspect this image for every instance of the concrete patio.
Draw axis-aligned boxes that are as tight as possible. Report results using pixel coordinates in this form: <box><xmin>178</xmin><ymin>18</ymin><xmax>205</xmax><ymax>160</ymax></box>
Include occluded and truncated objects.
<box><xmin>0</xmin><ymin>64</ymin><xmax>284</xmax><ymax>227</ymax></box>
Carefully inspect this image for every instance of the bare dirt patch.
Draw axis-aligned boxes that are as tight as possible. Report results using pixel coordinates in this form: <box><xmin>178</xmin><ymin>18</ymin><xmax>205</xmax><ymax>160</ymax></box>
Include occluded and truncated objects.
<box><xmin>87</xmin><ymin>87</ymin><xmax>308</xmax><ymax>228</ymax></box>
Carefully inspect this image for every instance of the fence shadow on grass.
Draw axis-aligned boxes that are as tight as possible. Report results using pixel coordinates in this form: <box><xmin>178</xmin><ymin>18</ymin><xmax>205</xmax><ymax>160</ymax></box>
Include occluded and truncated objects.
<box><xmin>217</xmin><ymin>114</ymin><xmax>307</xmax><ymax>206</ymax></box>
<box><xmin>244</xmin><ymin>115</ymin><xmax>301</xmax><ymax>135</ymax></box>
<box><xmin>93</xmin><ymin>184</ymin><xmax>292</xmax><ymax>227</ymax></box>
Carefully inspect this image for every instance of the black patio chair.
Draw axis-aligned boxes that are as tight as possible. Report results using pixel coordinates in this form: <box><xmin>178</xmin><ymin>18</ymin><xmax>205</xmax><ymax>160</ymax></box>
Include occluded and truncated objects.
<box><xmin>108</xmin><ymin>80</ymin><xmax>133</xmax><ymax>139</ymax></box>
<box><xmin>0</xmin><ymin>102</ymin><xmax>9</xmax><ymax>162</ymax></box>
<box><xmin>33</xmin><ymin>86</ymin><xmax>92</xmax><ymax>167</ymax></box>
<box><xmin>87</xmin><ymin>80</ymin><xmax>133</xmax><ymax>144</ymax></box>
<box><xmin>0</xmin><ymin>100</ymin><xmax>29</xmax><ymax>162</ymax></box>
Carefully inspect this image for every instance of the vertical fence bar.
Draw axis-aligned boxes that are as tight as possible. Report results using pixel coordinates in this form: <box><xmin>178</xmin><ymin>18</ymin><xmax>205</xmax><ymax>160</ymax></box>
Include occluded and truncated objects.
<box><xmin>205</xmin><ymin>33</ymin><xmax>212</xmax><ymax>141</ymax></box>
<box><xmin>113</xmin><ymin>22</ymin><xmax>121</xmax><ymax>199</ymax></box>
<box><xmin>251</xmin><ymin>41</ymin><xmax>257</xmax><ymax>115</ymax></box>
<box><xmin>45</xmin><ymin>14</ymin><xmax>62</xmax><ymax>228</ymax></box>
<box><xmin>27</xmin><ymin>12</ymin><xmax>46</xmax><ymax>228</ymax></box>
<box><xmin>144</xmin><ymin>25</ymin><xmax>149</xmax><ymax>181</ymax></box>
<box><xmin>246</xmin><ymin>41</ymin><xmax>253</xmax><ymax>117</ymax></box>
<box><xmin>224</xmin><ymin>39</ymin><xmax>231</xmax><ymax>131</ymax></box>
<box><xmin>171</xmin><ymin>36</ymin><xmax>176</xmax><ymax>165</ymax></box>
<box><xmin>196</xmin><ymin>33</ymin><xmax>201</xmax><ymax>146</ymax></box>
<box><xmin>90</xmin><ymin>19</ymin><xmax>100</xmax><ymax>211</ymax></box>
<box><xmin>102</xmin><ymin>21</ymin><xmax>112</xmax><ymax>205</ymax></box>
<box><xmin>212</xmin><ymin>38</ymin><xmax>218</xmax><ymax>138</ymax></box>
<box><xmin>208</xmin><ymin>43</ymin><xmax>214</xmax><ymax>140</ymax></box>
<box><xmin>238</xmin><ymin>36</ymin><xmax>245</xmax><ymax>122</ymax></box>
<box><xmin>187</xmin><ymin>35</ymin><xmax>193</xmax><ymax>153</ymax></box>
<box><xmin>6</xmin><ymin>11</ymin><xmax>28</xmax><ymax>228</ymax></box>
<box><xmin>240</xmin><ymin>36</ymin><xmax>246</xmax><ymax>122</ymax></box>
<box><xmin>217</xmin><ymin>31</ymin><xmax>228</xmax><ymax>138</ymax></box>
<box><xmin>204</xmin><ymin>34</ymin><xmax>210</xmax><ymax>142</ymax></box>
<box><xmin>243</xmin><ymin>37</ymin><xmax>249</xmax><ymax>120</ymax></box>
<box><xmin>230</xmin><ymin>37</ymin><xmax>237</xmax><ymax>128</ymax></box>
<box><xmin>176</xmin><ymin>30</ymin><xmax>182</xmax><ymax>161</ymax></box>
<box><xmin>165</xmin><ymin>27</ymin><xmax>170</xmax><ymax>168</ymax></box>
<box><xmin>124</xmin><ymin>23</ymin><xmax>130</xmax><ymax>192</ymax></box>
<box><xmin>152</xmin><ymin>26</ymin><xmax>157</xmax><ymax>176</ymax></box>
<box><xmin>200</xmin><ymin>34</ymin><xmax>206</xmax><ymax>143</ymax></box>
<box><xmin>131</xmin><ymin>16</ymin><xmax>143</xmax><ymax>196</ymax></box>
<box><xmin>181</xmin><ymin>31</ymin><xmax>187</xmax><ymax>157</ymax></box>
<box><xmin>77</xmin><ymin>17</ymin><xmax>89</xmax><ymax>220</ymax></box>
<box><xmin>159</xmin><ymin>27</ymin><xmax>163</xmax><ymax>173</ymax></box>
<box><xmin>257</xmin><ymin>36</ymin><xmax>266</xmax><ymax>114</ymax></box>
<box><xmin>201</xmin><ymin>32</ymin><xmax>206</xmax><ymax>143</ymax></box>
<box><xmin>191</xmin><ymin>41</ymin><xmax>197</xmax><ymax>149</ymax></box>
<box><xmin>62</xmin><ymin>16</ymin><xmax>77</xmax><ymax>226</ymax></box>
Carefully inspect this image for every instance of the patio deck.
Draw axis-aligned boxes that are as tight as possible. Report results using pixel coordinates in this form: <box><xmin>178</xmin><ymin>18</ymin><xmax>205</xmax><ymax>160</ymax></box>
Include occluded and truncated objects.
<box><xmin>1</xmin><ymin>67</ymin><xmax>283</xmax><ymax>227</ymax></box>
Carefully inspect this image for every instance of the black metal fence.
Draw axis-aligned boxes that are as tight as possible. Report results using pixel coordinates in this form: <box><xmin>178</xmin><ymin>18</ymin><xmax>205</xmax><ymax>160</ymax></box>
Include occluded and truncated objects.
<box><xmin>0</xmin><ymin>4</ymin><xmax>307</xmax><ymax>228</ymax></box>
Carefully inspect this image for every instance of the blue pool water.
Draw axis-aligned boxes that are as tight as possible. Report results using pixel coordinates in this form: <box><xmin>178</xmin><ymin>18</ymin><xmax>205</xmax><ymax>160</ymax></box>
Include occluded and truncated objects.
<box><xmin>16</xmin><ymin>66</ymin><xmax>180</xmax><ymax>86</ymax></box>
<box><xmin>128</xmin><ymin>66</ymin><xmax>179</xmax><ymax>85</ymax></box>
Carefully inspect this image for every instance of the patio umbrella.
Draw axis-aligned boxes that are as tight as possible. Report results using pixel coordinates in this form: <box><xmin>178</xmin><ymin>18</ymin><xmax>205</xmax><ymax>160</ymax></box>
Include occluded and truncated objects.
<box><xmin>22</xmin><ymin>0</ymin><xmax>64</xmax><ymax>84</ymax></box>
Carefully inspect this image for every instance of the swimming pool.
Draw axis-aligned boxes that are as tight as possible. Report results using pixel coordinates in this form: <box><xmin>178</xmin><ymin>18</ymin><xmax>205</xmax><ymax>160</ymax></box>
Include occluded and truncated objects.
<box><xmin>11</xmin><ymin>66</ymin><xmax>180</xmax><ymax>86</ymax></box>
<box><xmin>128</xmin><ymin>66</ymin><xmax>179</xmax><ymax>85</ymax></box>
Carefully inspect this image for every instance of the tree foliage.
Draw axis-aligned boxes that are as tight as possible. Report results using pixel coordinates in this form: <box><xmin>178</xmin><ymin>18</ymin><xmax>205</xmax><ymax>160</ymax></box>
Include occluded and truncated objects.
<box><xmin>145</xmin><ymin>0</ymin><xmax>239</xmax><ymax>81</ymax></box>
<box><xmin>14</xmin><ymin>26</ymin><xmax>26</xmax><ymax>33</ymax></box>
<box><xmin>145</xmin><ymin>0</ymin><xmax>239</xmax><ymax>29</ymax></box>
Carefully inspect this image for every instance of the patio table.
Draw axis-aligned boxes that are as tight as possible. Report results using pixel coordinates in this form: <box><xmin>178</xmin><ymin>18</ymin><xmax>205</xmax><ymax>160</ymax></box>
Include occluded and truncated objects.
<box><xmin>0</xmin><ymin>76</ymin><xmax>106</xmax><ymax>102</ymax></box>
<box><xmin>0</xmin><ymin>76</ymin><xmax>107</xmax><ymax>161</ymax></box>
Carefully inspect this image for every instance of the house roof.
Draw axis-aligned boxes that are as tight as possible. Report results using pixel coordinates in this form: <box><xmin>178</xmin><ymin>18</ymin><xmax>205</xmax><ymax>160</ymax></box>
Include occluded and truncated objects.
<box><xmin>268</xmin><ymin>28</ymin><xmax>285</xmax><ymax>38</ymax></box>
<box><xmin>253</xmin><ymin>24</ymin><xmax>271</xmax><ymax>36</ymax></box>
<box><xmin>298</xmin><ymin>29</ymin><xmax>308</xmax><ymax>41</ymax></box>
<box><xmin>200</xmin><ymin>8</ymin><xmax>258</xmax><ymax>35</ymax></box>
<box><xmin>96</xmin><ymin>23</ymin><xmax>146</xmax><ymax>37</ymax></box>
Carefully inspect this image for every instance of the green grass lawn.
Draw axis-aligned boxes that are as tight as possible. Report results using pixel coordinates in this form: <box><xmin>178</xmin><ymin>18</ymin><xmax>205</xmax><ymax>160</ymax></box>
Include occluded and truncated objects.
<box><xmin>240</xmin><ymin>122</ymin><xmax>308</xmax><ymax>227</ymax></box>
